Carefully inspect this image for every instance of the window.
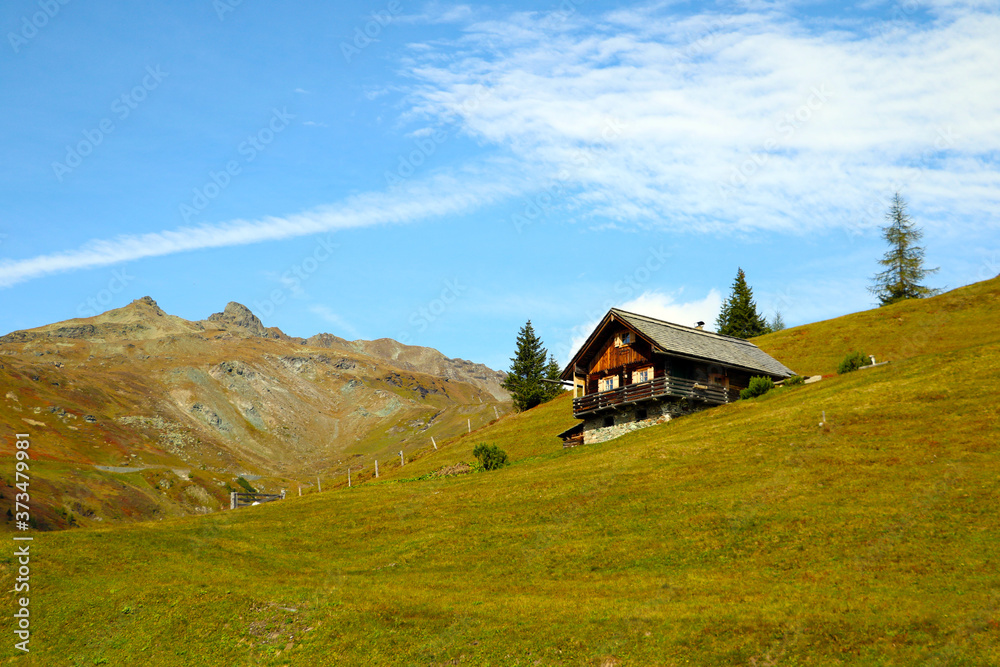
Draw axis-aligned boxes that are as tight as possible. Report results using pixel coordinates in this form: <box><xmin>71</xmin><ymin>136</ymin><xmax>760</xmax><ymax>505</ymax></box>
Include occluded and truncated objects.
<box><xmin>615</xmin><ymin>332</ymin><xmax>632</xmax><ymax>347</ymax></box>
<box><xmin>632</xmin><ymin>366</ymin><xmax>652</xmax><ymax>384</ymax></box>
<box><xmin>636</xmin><ymin>408</ymin><xmax>648</xmax><ymax>421</ymax></box>
<box><xmin>599</xmin><ymin>376</ymin><xmax>619</xmax><ymax>392</ymax></box>
<box><xmin>603</xmin><ymin>416</ymin><xmax>615</xmax><ymax>428</ymax></box>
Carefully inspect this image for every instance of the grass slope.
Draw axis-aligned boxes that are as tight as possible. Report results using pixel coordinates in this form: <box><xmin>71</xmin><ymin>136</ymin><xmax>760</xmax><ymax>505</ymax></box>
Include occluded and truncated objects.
<box><xmin>5</xmin><ymin>279</ymin><xmax>1000</xmax><ymax>665</ymax></box>
<box><xmin>754</xmin><ymin>276</ymin><xmax>1000</xmax><ymax>376</ymax></box>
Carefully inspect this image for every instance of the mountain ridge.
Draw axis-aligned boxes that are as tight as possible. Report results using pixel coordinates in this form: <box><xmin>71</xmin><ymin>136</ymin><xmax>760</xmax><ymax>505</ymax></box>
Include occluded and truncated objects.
<box><xmin>1</xmin><ymin>296</ymin><xmax>508</xmax><ymax>399</ymax></box>
<box><xmin>0</xmin><ymin>296</ymin><xmax>511</xmax><ymax>528</ymax></box>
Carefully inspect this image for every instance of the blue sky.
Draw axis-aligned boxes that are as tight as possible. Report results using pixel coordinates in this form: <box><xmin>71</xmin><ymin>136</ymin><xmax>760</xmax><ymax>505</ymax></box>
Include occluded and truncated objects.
<box><xmin>1</xmin><ymin>0</ymin><xmax>998</xmax><ymax>372</ymax></box>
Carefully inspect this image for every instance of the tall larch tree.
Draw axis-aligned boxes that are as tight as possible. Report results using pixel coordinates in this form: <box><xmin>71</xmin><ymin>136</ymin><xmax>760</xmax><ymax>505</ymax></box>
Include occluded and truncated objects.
<box><xmin>716</xmin><ymin>268</ymin><xmax>770</xmax><ymax>339</ymax></box>
<box><xmin>869</xmin><ymin>192</ymin><xmax>940</xmax><ymax>306</ymax></box>
<box><xmin>502</xmin><ymin>320</ymin><xmax>560</xmax><ymax>412</ymax></box>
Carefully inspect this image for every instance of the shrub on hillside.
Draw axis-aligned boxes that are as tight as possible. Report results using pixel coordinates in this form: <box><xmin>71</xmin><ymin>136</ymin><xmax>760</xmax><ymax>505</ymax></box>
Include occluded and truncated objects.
<box><xmin>473</xmin><ymin>443</ymin><xmax>509</xmax><ymax>471</ymax></box>
<box><xmin>740</xmin><ymin>376</ymin><xmax>774</xmax><ymax>400</ymax></box>
<box><xmin>783</xmin><ymin>374</ymin><xmax>805</xmax><ymax>386</ymax></box>
<box><xmin>837</xmin><ymin>351</ymin><xmax>872</xmax><ymax>375</ymax></box>
<box><xmin>236</xmin><ymin>476</ymin><xmax>256</xmax><ymax>493</ymax></box>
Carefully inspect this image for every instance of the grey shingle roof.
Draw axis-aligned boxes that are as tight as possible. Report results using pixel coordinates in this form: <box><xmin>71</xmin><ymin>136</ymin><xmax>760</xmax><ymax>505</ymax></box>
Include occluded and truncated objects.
<box><xmin>613</xmin><ymin>309</ymin><xmax>795</xmax><ymax>377</ymax></box>
<box><xmin>564</xmin><ymin>308</ymin><xmax>795</xmax><ymax>378</ymax></box>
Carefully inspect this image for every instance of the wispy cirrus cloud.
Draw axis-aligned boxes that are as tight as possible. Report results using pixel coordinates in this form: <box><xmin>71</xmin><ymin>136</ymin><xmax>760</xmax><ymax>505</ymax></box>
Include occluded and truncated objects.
<box><xmin>5</xmin><ymin>2</ymin><xmax>998</xmax><ymax>292</ymax></box>
<box><xmin>308</xmin><ymin>304</ymin><xmax>360</xmax><ymax>337</ymax></box>
<box><xmin>0</xmin><ymin>167</ymin><xmax>525</xmax><ymax>289</ymax></box>
<box><xmin>404</xmin><ymin>2</ymin><xmax>1000</xmax><ymax>234</ymax></box>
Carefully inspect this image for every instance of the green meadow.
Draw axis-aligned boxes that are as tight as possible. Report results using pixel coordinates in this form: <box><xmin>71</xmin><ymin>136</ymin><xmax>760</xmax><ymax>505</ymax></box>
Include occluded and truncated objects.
<box><xmin>5</xmin><ymin>278</ymin><xmax>1000</xmax><ymax>665</ymax></box>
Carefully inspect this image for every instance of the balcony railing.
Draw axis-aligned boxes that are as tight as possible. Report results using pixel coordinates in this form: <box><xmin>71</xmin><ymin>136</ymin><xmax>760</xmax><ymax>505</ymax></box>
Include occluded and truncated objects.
<box><xmin>572</xmin><ymin>374</ymin><xmax>738</xmax><ymax>417</ymax></box>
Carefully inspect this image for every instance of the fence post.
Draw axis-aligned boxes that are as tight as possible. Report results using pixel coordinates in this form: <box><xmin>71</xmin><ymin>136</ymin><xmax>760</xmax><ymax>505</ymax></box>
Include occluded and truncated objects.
<box><xmin>399</xmin><ymin>450</ymin><xmax>404</xmax><ymax>466</ymax></box>
<box><xmin>431</xmin><ymin>436</ymin><xmax>437</xmax><ymax>450</ymax></box>
<box><xmin>348</xmin><ymin>468</ymin><xmax>351</xmax><ymax>487</ymax></box>
<box><xmin>494</xmin><ymin>406</ymin><xmax>499</xmax><ymax>420</ymax></box>
<box><xmin>375</xmin><ymin>460</ymin><xmax>379</xmax><ymax>478</ymax></box>
<box><xmin>317</xmin><ymin>476</ymin><xmax>322</xmax><ymax>493</ymax></box>
<box><xmin>230</xmin><ymin>491</ymin><xmax>237</xmax><ymax>510</ymax></box>
<box><xmin>298</xmin><ymin>484</ymin><xmax>302</xmax><ymax>497</ymax></box>
<box><xmin>467</xmin><ymin>418</ymin><xmax>471</xmax><ymax>433</ymax></box>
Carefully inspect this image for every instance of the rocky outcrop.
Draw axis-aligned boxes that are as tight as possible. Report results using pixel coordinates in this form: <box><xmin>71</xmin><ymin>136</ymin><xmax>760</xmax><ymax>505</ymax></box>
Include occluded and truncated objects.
<box><xmin>307</xmin><ymin>335</ymin><xmax>509</xmax><ymax>401</ymax></box>
<box><xmin>207</xmin><ymin>302</ymin><xmax>290</xmax><ymax>340</ymax></box>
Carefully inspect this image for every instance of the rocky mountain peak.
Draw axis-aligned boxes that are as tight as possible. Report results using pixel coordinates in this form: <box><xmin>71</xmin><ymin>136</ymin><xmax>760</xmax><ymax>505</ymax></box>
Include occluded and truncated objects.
<box><xmin>129</xmin><ymin>296</ymin><xmax>165</xmax><ymax>316</ymax></box>
<box><xmin>208</xmin><ymin>302</ymin><xmax>287</xmax><ymax>340</ymax></box>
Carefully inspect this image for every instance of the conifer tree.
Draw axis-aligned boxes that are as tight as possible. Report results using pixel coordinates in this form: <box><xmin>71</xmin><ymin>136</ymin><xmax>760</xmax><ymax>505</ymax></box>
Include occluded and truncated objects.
<box><xmin>544</xmin><ymin>353</ymin><xmax>563</xmax><ymax>401</ymax></box>
<box><xmin>869</xmin><ymin>193</ymin><xmax>940</xmax><ymax>306</ymax></box>
<box><xmin>502</xmin><ymin>320</ymin><xmax>559</xmax><ymax>411</ymax></box>
<box><xmin>716</xmin><ymin>268</ymin><xmax>769</xmax><ymax>339</ymax></box>
<box><xmin>768</xmin><ymin>311</ymin><xmax>786</xmax><ymax>332</ymax></box>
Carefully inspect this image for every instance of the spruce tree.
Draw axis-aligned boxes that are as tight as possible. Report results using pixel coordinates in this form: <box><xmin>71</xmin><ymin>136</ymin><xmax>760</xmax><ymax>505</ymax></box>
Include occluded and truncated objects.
<box><xmin>716</xmin><ymin>268</ymin><xmax>769</xmax><ymax>339</ymax></box>
<box><xmin>502</xmin><ymin>320</ymin><xmax>558</xmax><ymax>411</ymax></box>
<box><xmin>869</xmin><ymin>193</ymin><xmax>940</xmax><ymax>306</ymax></box>
<box><xmin>544</xmin><ymin>353</ymin><xmax>563</xmax><ymax>401</ymax></box>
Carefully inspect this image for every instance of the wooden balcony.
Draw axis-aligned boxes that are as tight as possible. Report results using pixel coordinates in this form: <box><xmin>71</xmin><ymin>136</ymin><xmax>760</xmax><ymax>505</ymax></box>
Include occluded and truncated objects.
<box><xmin>572</xmin><ymin>374</ymin><xmax>738</xmax><ymax>417</ymax></box>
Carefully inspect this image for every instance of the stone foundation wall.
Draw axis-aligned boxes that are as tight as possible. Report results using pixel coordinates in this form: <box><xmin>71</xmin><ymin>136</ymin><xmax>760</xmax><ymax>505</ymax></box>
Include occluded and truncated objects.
<box><xmin>582</xmin><ymin>399</ymin><xmax>705</xmax><ymax>445</ymax></box>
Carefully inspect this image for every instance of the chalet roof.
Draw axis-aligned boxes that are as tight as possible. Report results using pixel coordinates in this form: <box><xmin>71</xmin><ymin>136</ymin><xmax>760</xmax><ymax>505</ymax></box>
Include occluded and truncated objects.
<box><xmin>561</xmin><ymin>308</ymin><xmax>795</xmax><ymax>379</ymax></box>
<box><xmin>556</xmin><ymin>422</ymin><xmax>584</xmax><ymax>440</ymax></box>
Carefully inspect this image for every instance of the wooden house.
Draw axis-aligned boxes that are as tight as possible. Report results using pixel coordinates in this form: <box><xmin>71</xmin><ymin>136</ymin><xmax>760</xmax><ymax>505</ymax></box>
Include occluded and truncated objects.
<box><xmin>557</xmin><ymin>308</ymin><xmax>795</xmax><ymax>446</ymax></box>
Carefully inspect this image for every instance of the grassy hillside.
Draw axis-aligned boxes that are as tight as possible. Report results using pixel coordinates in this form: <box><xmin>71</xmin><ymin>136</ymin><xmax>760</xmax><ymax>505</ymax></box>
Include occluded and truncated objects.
<box><xmin>753</xmin><ymin>275</ymin><xmax>1000</xmax><ymax>376</ymax></box>
<box><xmin>4</xmin><ymin>279</ymin><xmax>1000</xmax><ymax>664</ymax></box>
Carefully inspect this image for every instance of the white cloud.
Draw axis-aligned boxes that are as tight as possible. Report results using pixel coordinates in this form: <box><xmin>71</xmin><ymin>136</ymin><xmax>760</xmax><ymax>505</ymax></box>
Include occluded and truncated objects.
<box><xmin>0</xmin><ymin>166</ymin><xmax>526</xmax><ymax>288</ymax></box>
<box><xmin>5</xmin><ymin>3</ymin><xmax>999</xmax><ymax>292</ymax></box>
<box><xmin>562</xmin><ymin>288</ymin><xmax>723</xmax><ymax>366</ymax></box>
<box><xmin>308</xmin><ymin>304</ymin><xmax>360</xmax><ymax>337</ymax></box>
<box><xmin>405</xmin><ymin>3</ymin><xmax>1000</xmax><ymax>234</ymax></box>
<box><xmin>398</xmin><ymin>3</ymin><xmax>476</xmax><ymax>24</ymax></box>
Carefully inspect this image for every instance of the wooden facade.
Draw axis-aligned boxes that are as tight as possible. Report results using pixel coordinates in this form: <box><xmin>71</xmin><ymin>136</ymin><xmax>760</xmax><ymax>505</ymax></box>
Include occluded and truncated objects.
<box><xmin>559</xmin><ymin>308</ymin><xmax>795</xmax><ymax>443</ymax></box>
<box><xmin>570</xmin><ymin>324</ymin><xmax>757</xmax><ymax>419</ymax></box>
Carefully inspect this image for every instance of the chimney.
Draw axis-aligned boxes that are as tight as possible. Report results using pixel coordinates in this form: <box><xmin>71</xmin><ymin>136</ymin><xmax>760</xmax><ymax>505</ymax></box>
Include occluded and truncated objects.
<box><xmin>695</xmin><ymin>321</ymin><xmax>705</xmax><ymax>330</ymax></box>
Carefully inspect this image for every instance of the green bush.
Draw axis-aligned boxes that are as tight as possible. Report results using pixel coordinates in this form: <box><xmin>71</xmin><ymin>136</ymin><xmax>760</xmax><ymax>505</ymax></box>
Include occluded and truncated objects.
<box><xmin>783</xmin><ymin>374</ymin><xmax>805</xmax><ymax>386</ymax></box>
<box><xmin>473</xmin><ymin>443</ymin><xmax>509</xmax><ymax>471</ymax></box>
<box><xmin>837</xmin><ymin>351</ymin><xmax>871</xmax><ymax>375</ymax></box>
<box><xmin>236</xmin><ymin>476</ymin><xmax>256</xmax><ymax>493</ymax></box>
<box><xmin>740</xmin><ymin>376</ymin><xmax>775</xmax><ymax>400</ymax></box>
